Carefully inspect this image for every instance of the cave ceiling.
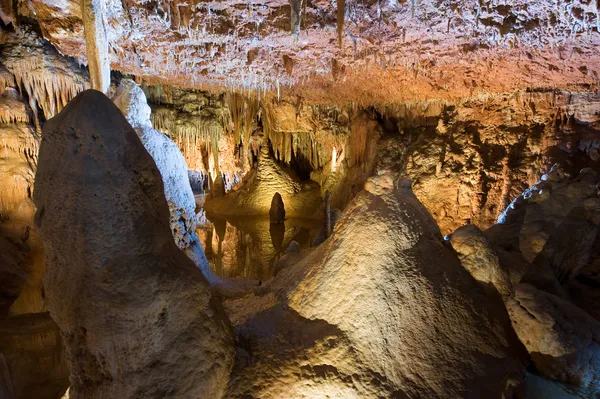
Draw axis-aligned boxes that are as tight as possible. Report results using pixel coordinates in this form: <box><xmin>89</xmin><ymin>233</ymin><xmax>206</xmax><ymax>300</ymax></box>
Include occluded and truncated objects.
<box><xmin>2</xmin><ymin>0</ymin><xmax>600</xmax><ymax>104</ymax></box>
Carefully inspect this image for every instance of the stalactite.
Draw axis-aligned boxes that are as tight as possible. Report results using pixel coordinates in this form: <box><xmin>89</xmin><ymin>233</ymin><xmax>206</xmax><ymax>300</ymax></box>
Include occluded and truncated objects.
<box><xmin>0</xmin><ymin>66</ymin><xmax>15</xmax><ymax>96</ymax></box>
<box><xmin>150</xmin><ymin>107</ymin><xmax>224</xmax><ymax>173</ymax></box>
<box><xmin>9</xmin><ymin>65</ymin><xmax>87</xmax><ymax>120</ymax></box>
<box><xmin>289</xmin><ymin>0</ymin><xmax>302</xmax><ymax>38</ymax></box>
<box><xmin>348</xmin><ymin>117</ymin><xmax>368</xmax><ymax>167</ymax></box>
<box><xmin>226</xmin><ymin>92</ymin><xmax>258</xmax><ymax>167</ymax></box>
<box><xmin>82</xmin><ymin>0</ymin><xmax>110</xmax><ymax>92</ymax></box>
<box><xmin>337</xmin><ymin>0</ymin><xmax>345</xmax><ymax>47</ymax></box>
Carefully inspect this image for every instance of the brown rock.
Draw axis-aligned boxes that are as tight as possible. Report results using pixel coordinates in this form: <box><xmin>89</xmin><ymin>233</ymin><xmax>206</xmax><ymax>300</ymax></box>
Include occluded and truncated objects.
<box><xmin>33</xmin><ymin>90</ymin><xmax>234</xmax><ymax>398</ymax></box>
<box><xmin>225</xmin><ymin>172</ymin><xmax>526</xmax><ymax>398</ymax></box>
<box><xmin>507</xmin><ymin>284</ymin><xmax>600</xmax><ymax>388</ymax></box>
<box><xmin>269</xmin><ymin>192</ymin><xmax>285</xmax><ymax>224</ymax></box>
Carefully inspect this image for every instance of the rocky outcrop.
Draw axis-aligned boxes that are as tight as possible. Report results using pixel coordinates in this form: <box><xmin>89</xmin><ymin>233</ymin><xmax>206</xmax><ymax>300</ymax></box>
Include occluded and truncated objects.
<box><xmin>113</xmin><ymin>79</ymin><xmax>198</xmax><ymax>250</ymax></box>
<box><xmin>477</xmin><ymin>165</ymin><xmax>600</xmax><ymax>388</ymax></box>
<box><xmin>508</xmin><ymin>284</ymin><xmax>600</xmax><ymax>389</ymax></box>
<box><xmin>448</xmin><ymin>224</ymin><xmax>513</xmax><ymax>300</ymax></box>
<box><xmin>224</xmin><ymin>172</ymin><xmax>525</xmax><ymax>398</ymax></box>
<box><xmin>33</xmin><ymin>89</ymin><xmax>234</xmax><ymax>398</ymax></box>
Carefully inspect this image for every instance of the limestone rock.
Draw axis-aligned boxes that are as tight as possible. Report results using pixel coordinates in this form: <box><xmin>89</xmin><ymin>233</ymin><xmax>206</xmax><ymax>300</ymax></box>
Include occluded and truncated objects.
<box><xmin>269</xmin><ymin>192</ymin><xmax>285</xmax><ymax>224</ymax></box>
<box><xmin>226</xmin><ymin>172</ymin><xmax>525</xmax><ymax>398</ymax></box>
<box><xmin>568</xmin><ymin>258</ymin><xmax>600</xmax><ymax>322</ymax></box>
<box><xmin>500</xmin><ymin>165</ymin><xmax>598</xmax><ymax>263</ymax></box>
<box><xmin>0</xmin><ymin>312</ymin><xmax>69</xmax><ymax>399</ymax></box>
<box><xmin>33</xmin><ymin>89</ymin><xmax>234</xmax><ymax>398</ymax></box>
<box><xmin>507</xmin><ymin>284</ymin><xmax>600</xmax><ymax>388</ymax></box>
<box><xmin>204</xmin><ymin>145</ymin><xmax>321</xmax><ymax>218</ymax></box>
<box><xmin>448</xmin><ymin>224</ymin><xmax>513</xmax><ymax>300</ymax></box>
<box><xmin>113</xmin><ymin>79</ymin><xmax>197</xmax><ymax>250</ymax></box>
<box><xmin>0</xmin><ymin>237</ymin><xmax>28</xmax><ymax>317</ymax></box>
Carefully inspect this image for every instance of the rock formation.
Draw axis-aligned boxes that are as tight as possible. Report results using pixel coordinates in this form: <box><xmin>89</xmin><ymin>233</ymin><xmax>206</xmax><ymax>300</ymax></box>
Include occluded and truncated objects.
<box><xmin>2</xmin><ymin>1</ymin><xmax>600</xmax><ymax>396</ymax></box>
<box><xmin>224</xmin><ymin>172</ymin><xmax>526</xmax><ymax>398</ymax></box>
<box><xmin>0</xmin><ymin>236</ymin><xmax>27</xmax><ymax>317</ymax></box>
<box><xmin>13</xmin><ymin>0</ymin><xmax>600</xmax><ymax>105</ymax></box>
<box><xmin>468</xmin><ymin>165</ymin><xmax>600</xmax><ymax>389</ymax></box>
<box><xmin>204</xmin><ymin>145</ymin><xmax>322</xmax><ymax>219</ymax></box>
<box><xmin>449</xmin><ymin>224</ymin><xmax>513</xmax><ymax>300</ymax></box>
<box><xmin>33</xmin><ymin>89</ymin><xmax>234</xmax><ymax>398</ymax></box>
<box><xmin>113</xmin><ymin>79</ymin><xmax>197</xmax><ymax>250</ymax></box>
<box><xmin>81</xmin><ymin>0</ymin><xmax>110</xmax><ymax>93</ymax></box>
<box><xmin>0</xmin><ymin>312</ymin><xmax>69</xmax><ymax>399</ymax></box>
<box><xmin>508</xmin><ymin>284</ymin><xmax>600</xmax><ymax>389</ymax></box>
<box><xmin>269</xmin><ymin>192</ymin><xmax>285</xmax><ymax>224</ymax></box>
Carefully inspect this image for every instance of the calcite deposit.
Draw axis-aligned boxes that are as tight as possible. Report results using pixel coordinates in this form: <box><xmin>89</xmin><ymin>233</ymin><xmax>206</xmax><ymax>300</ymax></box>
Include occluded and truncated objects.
<box><xmin>33</xmin><ymin>90</ymin><xmax>234</xmax><ymax>398</ymax></box>
<box><xmin>2</xmin><ymin>0</ymin><xmax>600</xmax><ymax>397</ymax></box>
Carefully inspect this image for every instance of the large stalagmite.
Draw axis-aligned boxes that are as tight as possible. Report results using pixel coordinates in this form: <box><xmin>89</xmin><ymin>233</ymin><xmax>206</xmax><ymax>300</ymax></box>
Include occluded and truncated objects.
<box><xmin>112</xmin><ymin>79</ymin><xmax>198</xmax><ymax>250</ymax></box>
<box><xmin>32</xmin><ymin>90</ymin><xmax>234</xmax><ymax>398</ymax></box>
<box><xmin>224</xmin><ymin>173</ymin><xmax>526</xmax><ymax>398</ymax></box>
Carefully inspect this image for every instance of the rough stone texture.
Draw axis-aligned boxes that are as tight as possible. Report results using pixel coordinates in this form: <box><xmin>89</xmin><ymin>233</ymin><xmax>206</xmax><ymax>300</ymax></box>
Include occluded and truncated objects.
<box><xmin>448</xmin><ymin>224</ymin><xmax>513</xmax><ymax>300</ymax></box>
<box><xmin>204</xmin><ymin>145</ymin><xmax>322</xmax><ymax>218</ymax></box>
<box><xmin>224</xmin><ymin>172</ymin><xmax>525</xmax><ymax>398</ymax></box>
<box><xmin>113</xmin><ymin>79</ymin><xmax>198</xmax><ymax>250</ymax></box>
<box><xmin>507</xmin><ymin>284</ymin><xmax>600</xmax><ymax>389</ymax></box>
<box><xmin>501</xmin><ymin>164</ymin><xmax>599</xmax><ymax>263</ymax></box>
<box><xmin>0</xmin><ymin>28</ymin><xmax>89</xmax><ymax>122</ymax></box>
<box><xmin>0</xmin><ymin>312</ymin><xmax>69</xmax><ymax>399</ymax></box>
<box><xmin>11</xmin><ymin>0</ymin><xmax>600</xmax><ymax>104</ymax></box>
<box><xmin>568</xmin><ymin>257</ymin><xmax>600</xmax><ymax>322</ymax></box>
<box><xmin>379</xmin><ymin>91</ymin><xmax>600</xmax><ymax>235</ymax></box>
<box><xmin>81</xmin><ymin>0</ymin><xmax>110</xmax><ymax>92</ymax></box>
<box><xmin>33</xmin><ymin>89</ymin><xmax>234</xmax><ymax>398</ymax></box>
<box><xmin>269</xmin><ymin>192</ymin><xmax>286</xmax><ymax>223</ymax></box>
<box><xmin>0</xmin><ymin>236</ymin><xmax>27</xmax><ymax>317</ymax></box>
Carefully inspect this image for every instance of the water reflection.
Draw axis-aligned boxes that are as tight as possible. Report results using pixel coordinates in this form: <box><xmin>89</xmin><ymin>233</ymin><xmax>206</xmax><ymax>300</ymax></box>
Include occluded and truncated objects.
<box><xmin>196</xmin><ymin>215</ymin><xmax>321</xmax><ymax>280</ymax></box>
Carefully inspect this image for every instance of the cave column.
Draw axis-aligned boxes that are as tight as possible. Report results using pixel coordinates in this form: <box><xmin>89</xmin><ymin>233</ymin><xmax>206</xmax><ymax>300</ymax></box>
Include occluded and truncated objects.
<box><xmin>82</xmin><ymin>0</ymin><xmax>111</xmax><ymax>93</ymax></box>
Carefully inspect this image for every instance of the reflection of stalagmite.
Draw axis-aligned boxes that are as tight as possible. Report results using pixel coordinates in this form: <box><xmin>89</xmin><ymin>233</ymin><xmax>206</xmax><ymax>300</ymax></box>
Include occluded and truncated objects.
<box><xmin>82</xmin><ymin>0</ymin><xmax>110</xmax><ymax>92</ymax></box>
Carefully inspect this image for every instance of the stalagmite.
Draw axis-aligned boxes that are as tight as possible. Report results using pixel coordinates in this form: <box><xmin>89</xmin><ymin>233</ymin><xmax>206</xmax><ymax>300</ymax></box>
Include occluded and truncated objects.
<box><xmin>113</xmin><ymin>79</ymin><xmax>197</xmax><ymax>250</ymax></box>
<box><xmin>225</xmin><ymin>172</ymin><xmax>526</xmax><ymax>397</ymax></box>
<box><xmin>82</xmin><ymin>0</ymin><xmax>111</xmax><ymax>93</ymax></box>
<box><xmin>33</xmin><ymin>90</ymin><xmax>234</xmax><ymax>398</ymax></box>
<box><xmin>269</xmin><ymin>192</ymin><xmax>286</xmax><ymax>223</ymax></box>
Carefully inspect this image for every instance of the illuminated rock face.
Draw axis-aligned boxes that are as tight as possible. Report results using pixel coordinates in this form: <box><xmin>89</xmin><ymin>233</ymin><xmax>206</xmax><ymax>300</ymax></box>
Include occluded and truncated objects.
<box><xmin>113</xmin><ymin>79</ymin><xmax>198</xmax><ymax>250</ymax></box>
<box><xmin>33</xmin><ymin>90</ymin><xmax>234</xmax><ymax>398</ymax></box>
<box><xmin>459</xmin><ymin>165</ymin><xmax>600</xmax><ymax>389</ymax></box>
<box><xmin>449</xmin><ymin>224</ymin><xmax>513</xmax><ymax>301</ymax></box>
<box><xmin>204</xmin><ymin>145</ymin><xmax>322</xmax><ymax>219</ymax></box>
<box><xmin>225</xmin><ymin>173</ymin><xmax>526</xmax><ymax>398</ymax></box>
<box><xmin>508</xmin><ymin>284</ymin><xmax>600</xmax><ymax>389</ymax></box>
<box><xmin>13</xmin><ymin>0</ymin><xmax>600</xmax><ymax>104</ymax></box>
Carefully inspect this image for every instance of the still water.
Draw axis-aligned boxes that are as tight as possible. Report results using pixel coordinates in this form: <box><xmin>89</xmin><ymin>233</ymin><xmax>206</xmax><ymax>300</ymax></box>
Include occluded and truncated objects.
<box><xmin>196</xmin><ymin>215</ymin><xmax>321</xmax><ymax>280</ymax></box>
